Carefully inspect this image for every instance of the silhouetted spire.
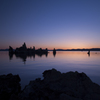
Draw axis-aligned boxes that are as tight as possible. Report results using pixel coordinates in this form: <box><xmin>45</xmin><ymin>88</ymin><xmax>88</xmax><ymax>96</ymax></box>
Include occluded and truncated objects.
<box><xmin>53</xmin><ymin>48</ymin><xmax>56</xmax><ymax>57</ymax></box>
<box><xmin>9</xmin><ymin>46</ymin><xmax>14</xmax><ymax>53</ymax></box>
<box><xmin>33</xmin><ymin>46</ymin><xmax>35</xmax><ymax>50</ymax></box>
<box><xmin>53</xmin><ymin>48</ymin><xmax>56</xmax><ymax>53</ymax></box>
<box><xmin>22</xmin><ymin>42</ymin><xmax>27</xmax><ymax>49</ymax></box>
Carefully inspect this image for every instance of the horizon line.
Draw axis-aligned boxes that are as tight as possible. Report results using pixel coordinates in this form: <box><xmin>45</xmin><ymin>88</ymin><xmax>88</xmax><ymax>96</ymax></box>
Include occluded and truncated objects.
<box><xmin>1</xmin><ymin>47</ymin><xmax>100</xmax><ymax>50</ymax></box>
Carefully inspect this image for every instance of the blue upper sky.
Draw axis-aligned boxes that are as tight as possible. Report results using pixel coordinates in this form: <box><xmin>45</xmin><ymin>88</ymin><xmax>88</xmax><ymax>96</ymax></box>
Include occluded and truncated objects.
<box><xmin>0</xmin><ymin>0</ymin><xmax>100</xmax><ymax>49</ymax></box>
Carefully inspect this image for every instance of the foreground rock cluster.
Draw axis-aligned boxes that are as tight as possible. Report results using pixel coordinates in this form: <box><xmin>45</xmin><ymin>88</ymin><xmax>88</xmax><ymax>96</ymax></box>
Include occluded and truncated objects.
<box><xmin>0</xmin><ymin>73</ymin><xmax>21</xmax><ymax>100</ymax></box>
<box><xmin>1</xmin><ymin>69</ymin><xmax>100</xmax><ymax>100</ymax></box>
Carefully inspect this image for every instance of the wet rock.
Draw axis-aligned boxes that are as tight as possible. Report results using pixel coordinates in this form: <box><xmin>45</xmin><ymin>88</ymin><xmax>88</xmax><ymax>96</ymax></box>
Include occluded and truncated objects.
<box><xmin>17</xmin><ymin>68</ymin><xmax>100</xmax><ymax>100</ymax></box>
<box><xmin>60</xmin><ymin>93</ymin><xmax>82</xmax><ymax>100</ymax></box>
<box><xmin>0</xmin><ymin>73</ymin><xmax>21</xmax><ymax>100</ymax></box>
<box><xmin>1</xmin><ymin>69</ymin><xmax>100</xmax><ymax>100</ymax></box>
<box><xmin>43</xmin><ymin>68</ymin><xmax>61</xmax><ymax>82</ymax></box>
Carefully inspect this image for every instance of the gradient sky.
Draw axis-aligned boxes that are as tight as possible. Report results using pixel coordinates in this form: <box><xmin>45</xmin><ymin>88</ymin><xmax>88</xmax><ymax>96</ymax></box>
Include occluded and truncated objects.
<box><xmin>0</xmin><ymin>0</ymin><xmax>100</xmax><ymax>49</ymax></box>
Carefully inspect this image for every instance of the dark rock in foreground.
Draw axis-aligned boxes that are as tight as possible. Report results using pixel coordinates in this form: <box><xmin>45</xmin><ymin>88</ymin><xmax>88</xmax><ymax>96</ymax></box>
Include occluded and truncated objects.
<box><xmin>17</xmin><ymin>69</ymin><xmax>100</xmax><ymax>100</ymax></box>
<box><xmin>0</xmin><ymin>73</ymin><xmax>21</xmax><ymax>100</ymax></box>
<box><xmin>1</xmin><ymin>69</ymin><xmax>100</xmax><ymax>100</ymax></box>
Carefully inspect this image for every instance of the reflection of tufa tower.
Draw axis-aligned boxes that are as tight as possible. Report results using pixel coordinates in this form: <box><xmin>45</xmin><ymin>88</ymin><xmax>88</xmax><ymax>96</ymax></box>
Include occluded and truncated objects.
<box><xmin>53</xmin><ymin>48</ymin><xmax>56</xmax><ymax>57</ymax></box>
<box><xmin>87</xmin><ymin>50</ymin><xmax>90</xmax><ymax>57</ymax></box>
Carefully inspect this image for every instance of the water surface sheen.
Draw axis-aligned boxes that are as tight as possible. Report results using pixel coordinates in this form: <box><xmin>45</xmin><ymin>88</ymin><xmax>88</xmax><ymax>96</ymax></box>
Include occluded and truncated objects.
<box><xmin>0</xmin><ymin>51</ymin><xmax>100</xmax><ymax>89</ymax></box>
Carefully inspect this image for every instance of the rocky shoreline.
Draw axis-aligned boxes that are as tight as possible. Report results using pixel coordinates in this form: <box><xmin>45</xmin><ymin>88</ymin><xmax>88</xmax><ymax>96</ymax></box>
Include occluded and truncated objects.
<box><xmin>0</xmin><ymin>68</ymin><xmax>100</xmax><ymax>100</ymax></box>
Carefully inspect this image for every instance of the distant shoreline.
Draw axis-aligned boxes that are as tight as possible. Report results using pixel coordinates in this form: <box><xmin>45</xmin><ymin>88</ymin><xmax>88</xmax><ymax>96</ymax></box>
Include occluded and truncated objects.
<box><xmin>50</xmin><ymin>48</ymin><xmax>100</xmax><ymax>51</ymax></box>
<box><xmin>0</xmin><ymin>49</ymin><xmax>9</xmax><ymax>51</ymax></box>
<box><xmin>1</xmin><ymin>48</ymin><xmax>100</xmax><ymax>51</ymax></box>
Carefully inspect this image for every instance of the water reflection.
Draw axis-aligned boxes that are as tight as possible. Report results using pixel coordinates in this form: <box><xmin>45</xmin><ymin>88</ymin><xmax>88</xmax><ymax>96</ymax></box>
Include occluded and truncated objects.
<box><xmin>9</xmin><ymin>52</ymin><xmax>48</xmax><ymax>64</ymax></box>
<box><xmin>53</xmin><ymin>52</ymin><xmax>56</xmax><ymax>57</ymax></box>
<box><xmin>9</xmin><ymin>53</ymin><xmax>13</xmax><ymax>60</ymax></box>
<box><xmin>88</xmin><ymin>53</ymin><xmax>90</xmax><ymax>57</ymax></box>
<box><xmin>1</xmin><ymin>51</ymin><xmax>100</xmax><ymax>89</ymax></box>
<box><xmin>9</xmin><ymin>51</ymin><xmax>100</xmax><ymax>64</ymax></box>
<box><xmin>87</xmin><ymin>51</ymin><xmax>90</xmax><ymax>57</ymax></box>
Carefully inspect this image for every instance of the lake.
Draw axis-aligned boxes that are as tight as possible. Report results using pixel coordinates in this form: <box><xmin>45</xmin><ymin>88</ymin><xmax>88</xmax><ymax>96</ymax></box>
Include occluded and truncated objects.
<box><xmin>0</xmin><ymin>51</ymin><xmax>100</xmax><ymax>89</ymax></box>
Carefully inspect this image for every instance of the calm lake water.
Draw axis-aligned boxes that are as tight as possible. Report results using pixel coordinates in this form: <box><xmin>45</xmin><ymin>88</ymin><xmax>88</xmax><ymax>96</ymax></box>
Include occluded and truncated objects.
<box><xmin>0</xmin><ymin>51</ymin><xmax>100</xmax><ymax>89</ymax></box>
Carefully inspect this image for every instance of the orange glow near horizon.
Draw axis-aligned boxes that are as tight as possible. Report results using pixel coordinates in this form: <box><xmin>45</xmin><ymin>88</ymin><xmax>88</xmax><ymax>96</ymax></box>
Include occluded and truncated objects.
<box><xmin>25</xmin><ymin>45</ymin><xmax>100</xmax><ymax>50</ymax></box>
<box><xmin>0</xmin><ymin>42</ymin><xmax>100</xmax><ymax>50</ymax></box>
<box><xmin>1</xmin><ymin>46</ymin><xmax>100</xmax><ymax>50</ymax></box>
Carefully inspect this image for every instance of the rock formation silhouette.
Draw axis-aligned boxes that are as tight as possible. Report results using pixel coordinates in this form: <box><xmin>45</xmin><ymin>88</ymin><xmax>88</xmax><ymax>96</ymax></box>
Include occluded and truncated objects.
<box><xmin>9</xmin><ymin>46</ymin><xmax>14</xmax><ymax>53</ymax></box>
<box><xmin>2</xmin><ymin>69</ymin><xmax>100</xmax><ymax>100</ymax></box>
<box><xmin>9</xmin><ymin>43</ymin><xmax>48</xmax><ymax>63</ymax></box>
<box><xmin>87</xmin><ymin>50</ymin><xmax>90</xmax><ymax>57</ymax></box>
<box><xmin>53</xmin><ymin>48</ymin><xmax>56</xmax><ymax>57</ymax></box>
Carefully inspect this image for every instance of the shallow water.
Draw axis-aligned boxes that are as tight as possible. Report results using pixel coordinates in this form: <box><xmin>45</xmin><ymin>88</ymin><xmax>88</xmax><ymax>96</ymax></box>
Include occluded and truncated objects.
<box><xmin>0</xmin><ymin>51</ymin><xmax>100</xmax><ymax>89</ymax></box>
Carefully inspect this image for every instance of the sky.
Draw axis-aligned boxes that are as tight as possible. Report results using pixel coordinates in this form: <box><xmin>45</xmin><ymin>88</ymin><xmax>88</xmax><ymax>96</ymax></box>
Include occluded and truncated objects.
<box><xmin>0</xmin><ymin>0</ymin><xmax>100</xmax><ymax>49</ymax></box>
